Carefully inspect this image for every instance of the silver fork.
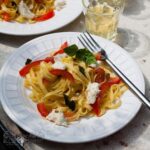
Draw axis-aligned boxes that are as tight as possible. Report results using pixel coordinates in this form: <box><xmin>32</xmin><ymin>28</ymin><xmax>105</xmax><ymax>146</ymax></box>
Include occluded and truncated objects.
<box><xmin>78</xmin><ymin>32</ymin><xmax>150</xmax><ymax>109</ymax></box>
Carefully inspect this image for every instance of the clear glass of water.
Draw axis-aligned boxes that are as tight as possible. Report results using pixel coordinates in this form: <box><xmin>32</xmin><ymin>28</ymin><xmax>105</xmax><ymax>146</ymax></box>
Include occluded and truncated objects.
<box><xmin>82</xmin><ymin>0</ymin><xmax>125</xmax><ymax>41</ymax></box>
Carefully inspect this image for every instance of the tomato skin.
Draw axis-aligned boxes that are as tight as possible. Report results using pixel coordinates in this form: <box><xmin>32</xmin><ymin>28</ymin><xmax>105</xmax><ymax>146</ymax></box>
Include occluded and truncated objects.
<box><xmin>108</xmin><ymin>77</ymin><xmax>121</xmax><ymax>85</ymax></box>
<box><xmin>53</xmin><ymin>42</ymin><xmax>68</xmax><ymax>56</ymax></box>
<box><xmin>64</xmin><ymin>111</ymin><xmax>75</xmax><ymax>118</ymax></box>
<box><xmin>91</xmin><ymin>94</ymin><xmax>101</xmax><ymax>116</ymax></box>
<box><xmin>35</xmin><ymin>10</ymin><xmax>55</xmax><ymax>22</ymax></box>
<box><xmin>2</xmin><ymin>0</ymin><xmax>9</xmax><ymax>4</ymax></box>
<box><xmin>35</xmin><ymin>0</ymin><xmax>42</xmax><ymax>3</ymax></box>
<box><xmin>50</xmin><ymin>69</ymin><xmax>74</xmax><ymax>82</ymax></box>
<box><xmin>42</xmin><ymin>78</ymin><xmax>50</xmax><ymax>85</ymax></box>
<box><xmin>95</xmin><ymin>53</ymin><xmax>101</xmax><ymax>60</ymax></box>
<box><xmin>44</xmin><ymin>57</ymin><xmax>55</xmax><ymax>63</ymax></box>
<box><xmin>37</xmin><ymin>102</ymin><xmax>49</xmax><ymax>117</ymax></box>
<box><xmin>59</xmin><ymin>41</ymin><xmax>68</xmax><ymax>50</ymax></box>
<box><xmin>91</xmin><ymin>76</ymin><xmax>121</xmax><ymax>116</ymax></box>
<box><xmin>2</xmin><ymin>12</ymin><xmax>10</xmax><ymax>21</ymax></box>
<box><xmin>94</xmin><ymin>68</ymin><xmax>105</xmax><ymax>83</ymax></box>
<box><xmin>19</xmin><ymin>57</ymin><xmax>54</xmax><ymax>77</ymax></box>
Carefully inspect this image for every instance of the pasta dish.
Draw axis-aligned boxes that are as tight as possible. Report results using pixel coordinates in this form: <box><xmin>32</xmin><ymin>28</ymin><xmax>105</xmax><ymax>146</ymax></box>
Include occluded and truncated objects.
<box><xmin>19</xmin><ymin>42</ymin><xmax>127</xmax><ymax>126</ymax></box>
<box><xmin>0</xmin><ymin>0</ymin><xmax>66</xmax><ymax>23</ymax></box>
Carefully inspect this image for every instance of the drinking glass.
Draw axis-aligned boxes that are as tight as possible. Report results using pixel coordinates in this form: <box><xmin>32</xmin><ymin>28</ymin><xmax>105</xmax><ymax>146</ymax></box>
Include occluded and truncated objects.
<box><xmin>82</xmin><ymin>0</ymin><xmax>125</xmax><ymax>41</ymax></box>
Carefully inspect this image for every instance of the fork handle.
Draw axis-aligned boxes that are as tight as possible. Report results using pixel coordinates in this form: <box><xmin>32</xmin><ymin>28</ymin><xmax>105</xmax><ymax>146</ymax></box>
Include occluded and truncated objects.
<box><xmin>106</xmin><ymin>58</ymin><xmax>150</xmax><ymax>109</ymax></box>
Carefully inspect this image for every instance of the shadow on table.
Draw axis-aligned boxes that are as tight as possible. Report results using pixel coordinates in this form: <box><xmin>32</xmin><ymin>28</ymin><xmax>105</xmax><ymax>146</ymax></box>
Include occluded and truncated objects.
<box><xmin>29</xmin><ymin>76</ymin><xmax>150</xmax><ymax>150</ymax></box>
<box><xmin>116</xmin><ymin>28</ymin><xmax>150</xmax><ymax>58</ymax></box>
<box><xmin>124</xmin><ymin>0</ymin><xmax>145</xmax><ymax>16</ymax></box>
<box><xmin>123</xmin><ymin>0</ymin><xmax>150</xmax><ymax>20</ymax></box>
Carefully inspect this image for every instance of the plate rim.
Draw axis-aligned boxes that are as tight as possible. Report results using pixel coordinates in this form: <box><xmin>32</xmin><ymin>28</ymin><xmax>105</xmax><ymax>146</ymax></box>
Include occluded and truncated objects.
<box><xmin>0</xmin><ymin>32</ymin><xmax>145</xmax><ymax>143</ymax></box>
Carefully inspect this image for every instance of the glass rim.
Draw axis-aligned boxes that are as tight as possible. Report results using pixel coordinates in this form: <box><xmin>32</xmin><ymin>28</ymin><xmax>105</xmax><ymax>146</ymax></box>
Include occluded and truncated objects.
<box><xmin>82</xmin><ymin>0</ymin><xmax>124</xmax><ymax>16</ymax></box>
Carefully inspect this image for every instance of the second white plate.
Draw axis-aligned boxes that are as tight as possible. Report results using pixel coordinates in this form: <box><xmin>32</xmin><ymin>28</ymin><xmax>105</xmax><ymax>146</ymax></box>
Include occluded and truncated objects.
<box><xmin>0</xmin><ymin>0</ymin><xmax>82</xmax><ymax>36</ymax></box>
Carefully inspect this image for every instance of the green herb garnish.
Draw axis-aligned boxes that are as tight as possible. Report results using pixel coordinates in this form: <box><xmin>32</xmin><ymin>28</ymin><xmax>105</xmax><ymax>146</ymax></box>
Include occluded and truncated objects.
<box><xmin>76</xmin><ymin>48</ymin><xmax>96</xmax><ymax>65</ymax></box>
<box><xmin>64</xmin><ymin>94</ymin><xmax>76</xmax><ymax>111</ymax></box>
<box><xmin>64</xmin><ymin>44</ymin><xmax>96</xmax><ymax>65</ymax></box>
<box><xmin>64</xmin><ymin>44</ymin><xmax>78</xmax><ymax>56</ymax></box>
<box><xmin>79</xmin><ymin>66</ymin><xmax>86</xmax><ymax>77</ymax></box>
<box><xmin>25</xmin><ymin>58</ymin><xmax>32</xmax><ymax>65</ymax></box>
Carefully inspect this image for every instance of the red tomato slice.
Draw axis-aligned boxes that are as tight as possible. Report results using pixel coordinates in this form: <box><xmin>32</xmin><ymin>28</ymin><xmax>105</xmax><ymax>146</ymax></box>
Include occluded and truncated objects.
<box><xmin>37</xmin><ymin>102</ymin><xmax>49</xmax><ymax>117</ymax></box>
<box><xmin>53</xmin><ymin>42</ymin><xmax>68</xmax><ymax>56</ymax></box>
<box><xmin>44</xmin><ymin>57</ymin><xmax>54</xmax><ymax>63</ymax></box>
<box><xmin>91</xmin><ymin>93</ymin><xmax>102</xmax><ymax>116</ymax></box>
<box><xmin>64</xmin><ymin>111</ymin><xmax>75</xmax><ymax>118</ymax></box>
<box><xmin>95</xmin><ymin>68</ymin><xmax>105</xmax><ymax>83</ymax></box>
<box><xmin>50</xmin><ymin>69</ymin><xmax>74</xmax><ymax>82</ymax></box>
<box><xmin>42</xmin><ymin>78</ymin><xmax>50</xmax><ymax>85</ymax></box>
<box><xmin>19</xmin><ymin>57</ymin><xmax>54</xmax><ymax>77</ymax></box>
<box><xmin>108</xmin><ymin>77</ymin><xmax>121</xmax><ymax>85</ymax></box>
<box><xmin>95</xmin><ymin>53</ymin><xmax>101</xmax><ymax>60</ymax></box>
<box><xmin>2</xmin><ymin>12</ymin><xmax>10</xmax><ymax>21</ymax></box>
<box><xmin>35</xmin><ymin>10</ymin><xmax>55</xmax><ymax>22</ymax></box>
<box><xmin>59</xmin><ymin>41</ymin><xmax>68</xmax><ymax>50</ymax></box>
<box><xmin>91</xmin><ymin>77</ymin><xmax>121</xmax><ymax>116</ymax></box>
<box><xmin>100</xmin><ymin>82</ymin><xmax>110</xmax><ymax>93</ymax></box>
<box><xmin>35</xmin><ymin>0</ymin><xmax>42</xmax><ymax>3</ymax></box>
<box><xmin>3</xmin><ymin>0</ymin><xmax>9</xmax><ymax>4</ymax></box>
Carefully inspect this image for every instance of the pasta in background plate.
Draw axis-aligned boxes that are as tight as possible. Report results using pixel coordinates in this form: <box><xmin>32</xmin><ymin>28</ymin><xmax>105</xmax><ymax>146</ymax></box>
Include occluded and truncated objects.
<box><xmin>19</xmin><ymin>42</ymin><xmax>127</xmax><ymax>126</ymax></box>
<box><xmin>0</xmin><ymin>0</ymin><xmax>66</xmax><ymax>23</ymax></box>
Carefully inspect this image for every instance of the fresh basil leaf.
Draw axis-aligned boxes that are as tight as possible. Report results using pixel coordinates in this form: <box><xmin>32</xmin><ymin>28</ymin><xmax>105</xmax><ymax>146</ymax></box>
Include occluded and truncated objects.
<box><xmin>76</xmin><ymin>48</ymin><xmax>96</xmax><ymax>65</ymax></box>
<box><xmin>64</xmin><ymin>94</ymin><xmax>76</xmax><ymax>111</ymax></box>
<box><xmin>25</xmin><ymin>58</ymin><xmax>32</xmax><ymax>65</ymax></box>
<box><xmin>79</xmin><ymin>66</ymin><xmax>86</xmax><ymax>77</ymax></box>
<box><xmin>64</xmin><ymin>44</ymin><xmax>78</xmax><ymax>56</ymax></box>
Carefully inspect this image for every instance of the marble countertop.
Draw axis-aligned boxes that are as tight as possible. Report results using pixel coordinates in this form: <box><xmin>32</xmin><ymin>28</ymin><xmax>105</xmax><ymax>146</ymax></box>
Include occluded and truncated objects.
<box><xmin>0</xmin><ymin>0</ymin><xmax>150</xmax><ymax>149</ymax></box>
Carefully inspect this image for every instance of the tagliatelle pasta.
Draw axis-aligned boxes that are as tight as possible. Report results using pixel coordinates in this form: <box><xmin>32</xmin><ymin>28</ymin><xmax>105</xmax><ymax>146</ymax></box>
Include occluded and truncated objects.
<box><xmin>0</xmin><ymin>0</ymin><xmax>65</xmax><ymax>23</ymax></box>
<box><xmin>19</xmin><ymin>42</ymin><xmax>127</xmax><ymax>126</ymax></box>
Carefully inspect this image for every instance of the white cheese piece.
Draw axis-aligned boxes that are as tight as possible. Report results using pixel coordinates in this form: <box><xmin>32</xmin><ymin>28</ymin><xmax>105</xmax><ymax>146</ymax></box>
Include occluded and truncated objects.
<box><xmin>18</xmin><ymin>1</ymin><xmax>35</xmax><ymax>19</ymax></box>
<box><xmin>46</xmin><ymin>109</ymin><xmax>67</xmax><ymax>126</ymax></box>
<box><xmin>89</xmin><ymin>63</ymin><xmax>97</xmax><ymax>68</ymax></box>
<box><xmin>87</xmin><ymin>82</ymin><xmax>100</xmax><ymax>104</ymax></box>
<box><xmin>97</xmin><ymin>60</ymin><xmax>102</xmax><ymax>65</ymax></box>
<box><xmin>55</xmin><ymin>0</ymin><xmax>66</xmax><ymax>11</ymax></box>
<box><xmin>89</xmin><ymin>60</ymin><xmax>102</xmax><ymax>68</ymax></box>
<box><xmin>52</xmin><ymin>61</ymin><xmax>66</xmax><ymax>70</ymax></box>
<box><xmin>54</xmin><ymin>53</ymin><xmax>67</xmax><ymax>62</ymax></box>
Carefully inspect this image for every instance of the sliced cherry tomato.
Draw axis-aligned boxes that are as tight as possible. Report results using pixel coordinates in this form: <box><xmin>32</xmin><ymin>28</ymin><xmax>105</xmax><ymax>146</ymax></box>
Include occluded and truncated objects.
<box><xmin>35</xmin><ymin>10</ymin><xmax>55</xmax><ymax>22</ymax></box>
<box><xmin>53</xmin><ymin>42</ymin><xmax>68</xmax><ymax>56</ymax></box>
<box><xmin>37</xmin><ymin>102</ymin><xmax>49</xmax><ymax>117</ymax></box>
<box><xmin>50</xmin><ymin>69</ymin><xmax>74</xmax><ymax>82</ymax></box>
<box><xmin>91</xmin><ymin>93</ymin><xmax>102</xmax><ymax>116</ymax></box>
<box><xmin>34</xmin><ymin>0</ymin><xmax>42</xmax><ymax>3</ymax></box>
<box><xmin>2</xmin><ymin>0</ymin><xmax>9</xmax><ymax>4</ymax></box>
<box><xmin>2</xmin><ymin>12</ymin><xmax>10</xmax><ymax>21</ymax></box>
<box><xmin>91</xmin><ymin>77</ymin><xmax>121</xmax><ymax>116</ymax></box>
<box><xmin>59</xmin><ymin>41</ymin><xmax>68</xmax><ymax>50</ymax></box>
<box><xmin>44</xmin><ymin>57</ymin><xmax>54</xmax><ymax>63</ymax></box>
<box><xmin>95</xmin><ymin>53</ymin><xmax>101</xmax><ymax>60</ymax></box>
<box><xmin>19</xmin><ymin>57</ymin><xmax>54</xmax><ymax>77</ymax></box>
<box><xmin>100</xmin><ymin>82</ymin><xmax>110</xmax><ymax>93</ymax></box>
<box><xmin>95</xmin><ymin>68</ymin><xmax>105</xmax><ymax>83</ymax></box>
<box><xmin>64</xmin><ymin>111</ymin><xmax>75</xmax><ymax>118</ymax></box>
<box><xmin>43</xmin><ymin>78</ymin><xmax>50</xmax><ymax>85</ymax></box>
<box><xmin>91</xmin><ymin>82</ymin><xmax>109</xmax><ymax>116</ymax></box>
<box><xmin>53</xmin><ymin>49</ymin><xmax>64</xmax><ymax>56</ymax></box>
<box><xmin>108</xmin><ymin>77</ymin><xmax>121</xmax><ymax>85</ymax></box>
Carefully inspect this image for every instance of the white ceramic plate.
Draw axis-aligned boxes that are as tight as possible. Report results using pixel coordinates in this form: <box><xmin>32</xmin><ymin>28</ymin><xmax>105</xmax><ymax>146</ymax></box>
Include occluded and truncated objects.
<box><xmin>0</xmin><ymin>0</ymin><xmax>82</xmax><ymax>36</ymax></box>
<box><xmin>0</xmin><ymin>32</ymin><xmax>145</xmax><ymax>143</ymax></box>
